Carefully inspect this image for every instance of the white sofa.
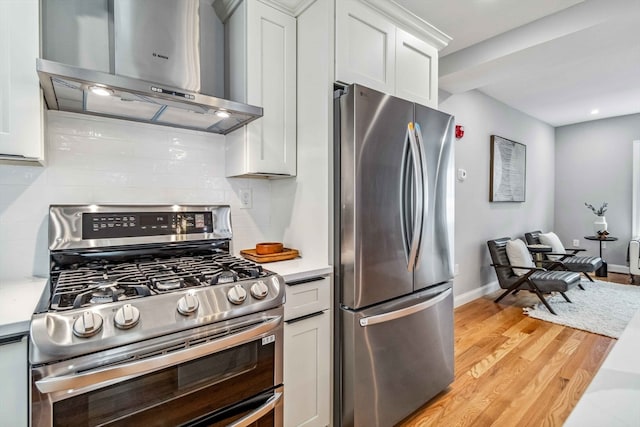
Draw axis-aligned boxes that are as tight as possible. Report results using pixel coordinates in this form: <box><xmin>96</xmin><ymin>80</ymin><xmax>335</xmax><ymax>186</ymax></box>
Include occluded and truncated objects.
<box><xmin>630</xmin><ymin>237</ymin><xmax>640</xmax><ymax>284</ymax></box>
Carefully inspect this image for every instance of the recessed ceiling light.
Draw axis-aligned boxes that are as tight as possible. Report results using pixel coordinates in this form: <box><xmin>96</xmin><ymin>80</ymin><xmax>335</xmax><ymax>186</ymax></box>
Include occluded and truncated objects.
<box><xmin>89</xmin><ymin>85</ymin><xmax>113</xmax><ymax>97</ymax></box>
<box><xmin>590</xmin><ymin>109</ymin><xmax>599</xmax><ymax>115</ymax></box>
<box><xmin>215</xmin><ymin>110</ymin><xmax>230</xmax><ymax>119</ymax></box>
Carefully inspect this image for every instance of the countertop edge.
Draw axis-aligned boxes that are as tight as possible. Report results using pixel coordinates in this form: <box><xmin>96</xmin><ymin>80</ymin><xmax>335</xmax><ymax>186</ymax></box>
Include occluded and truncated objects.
<box><xmin>262</xmin><ymin>259</ymin><xmax>333</xmax><ymax>282</ymax></box>
<box><xmin>0</xmin><ymin>277</ymin><xmax>48</xmax><ymax>339</ymax></box>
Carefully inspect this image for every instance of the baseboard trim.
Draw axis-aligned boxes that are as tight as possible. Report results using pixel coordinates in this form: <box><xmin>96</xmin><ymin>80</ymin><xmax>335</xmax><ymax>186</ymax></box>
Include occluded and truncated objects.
<box><xmin>453</xmin><ymin>266</ymin><xmax>631</xmax><ymax>309</ymax></box>
<box><xmin>608</xmin><ymin>264</ymin><xmax>630</xmax><ymax>274</ymax></box>
<box><xmin>454</xmin><ymin>280</ymin><xmax>500</xmax><ymax>308</ymax></box>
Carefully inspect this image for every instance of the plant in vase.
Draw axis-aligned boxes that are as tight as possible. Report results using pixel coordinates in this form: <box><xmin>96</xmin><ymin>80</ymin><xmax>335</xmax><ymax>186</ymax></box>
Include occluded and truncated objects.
<box><xmin>585</xmin><ymin>202</ymin><xmax>608</xmax><ymax>235</ymax></box>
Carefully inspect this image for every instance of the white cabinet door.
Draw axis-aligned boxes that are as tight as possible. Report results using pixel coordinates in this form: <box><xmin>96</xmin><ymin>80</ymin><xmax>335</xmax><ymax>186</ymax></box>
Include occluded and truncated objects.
<box><xmin>0</xmin><ymin>336</ymin><xmax>28</xmax><ymax>426</ymax></box>
<box><xmin>335</xmin><ymin>0</ymin><xmax>395</xmax><ymax>94</ymax></box>
<box><xmin>395</xmin><ymin>28</ymin><xmax>438</xmax><ymax>108</ymax></box>
<box><xmin>0</xmin><ymin>0</ymin><xmax>43</xmax><ymax>163</ymax></box>
<box><xmin>284</xmin><ymin>311</ymin><xmax>331</xmax><ymax>427</ymax></box>
<box><xmin>335</xmin><ymin>0</ymin><xmax>441</xmax><ymax>107</ymax></box>
<box><xmin>226</xmin><ymin>0</ymin><xmax>297</xmax><ymax>177</ymax></box>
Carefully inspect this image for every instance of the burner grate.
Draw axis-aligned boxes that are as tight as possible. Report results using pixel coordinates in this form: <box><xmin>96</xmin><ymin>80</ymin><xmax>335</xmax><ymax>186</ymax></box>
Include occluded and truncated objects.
<box><xmin>48</xmin><ymin>254</ymin><xmax>271</xmax><ymax>311</ymax></box>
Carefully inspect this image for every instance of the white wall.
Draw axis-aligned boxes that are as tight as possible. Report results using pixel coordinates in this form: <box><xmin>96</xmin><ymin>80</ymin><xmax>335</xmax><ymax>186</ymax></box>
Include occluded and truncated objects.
<box><xmin>555</xmin><ymin>113</ymin><xmax>640</xmax><ymax>268</ymax></box>
<box><xmin>269</xmin><ymin>0</ymin><xmax>333</xmax><ymax>265</ymax></box>
<box><xmin>438</xmin><ymin>90</ymin><xmax>556</xmax><ymax>302</ymax></box>
<box><xmin>0</xmin><ymin>111</ymin><xmax>272</xmax><ymax>280</ymax></box>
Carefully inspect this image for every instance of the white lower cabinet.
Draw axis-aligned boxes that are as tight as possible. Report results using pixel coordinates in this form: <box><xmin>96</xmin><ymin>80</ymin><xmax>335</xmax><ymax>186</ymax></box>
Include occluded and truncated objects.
<box><xmin>284</xmin><ymin>310</ymin><xmax>331</xmax><ymax>427</ymax></box>
<box><xmin>284</xmin><ymin>275</ymin><xmax>331</xmax><ymax>427</ymax></box>
<box><xmin>0</xmin><ymin>335</ymin><xmax>28</xmax><ymax>426</ymax></box>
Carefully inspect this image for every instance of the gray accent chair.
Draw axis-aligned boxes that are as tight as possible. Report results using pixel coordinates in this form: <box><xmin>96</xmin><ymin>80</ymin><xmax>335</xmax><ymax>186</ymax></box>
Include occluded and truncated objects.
<box><xmin>487</xmin><ymin>237</ymin><xmax>581</xmax><ymax>315</ymax></box>
<box><xmin>524</xmin><ymin>230</ymin><xmax>602</xmax><ymax>282</ymax></box>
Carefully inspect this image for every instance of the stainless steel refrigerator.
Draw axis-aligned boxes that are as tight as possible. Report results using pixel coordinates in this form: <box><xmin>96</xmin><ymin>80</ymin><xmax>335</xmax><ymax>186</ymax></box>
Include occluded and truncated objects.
<box><xmin>334</xmin><ymin>84</ymin><xmax>455</xmax><ymax>427</ymax></box>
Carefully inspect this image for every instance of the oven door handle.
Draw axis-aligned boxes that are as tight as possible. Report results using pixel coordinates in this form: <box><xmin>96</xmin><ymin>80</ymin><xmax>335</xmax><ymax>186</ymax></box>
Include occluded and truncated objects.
<box><xmin>228</xmin><ymin>392</ymin><xmax>283</xmax><ymax>427</ymax></box>
<box><xmin>35</xmin><ymin>315</ymin><xmax>282</xmax><ymax>394</ymax></box>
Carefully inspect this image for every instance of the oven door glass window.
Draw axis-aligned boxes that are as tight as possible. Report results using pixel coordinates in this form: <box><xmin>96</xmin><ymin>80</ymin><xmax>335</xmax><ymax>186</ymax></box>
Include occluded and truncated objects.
<box><xmin>51</xmin><ymin>339</ymin><xmax>276</xmax><ymax>426</ymax></box>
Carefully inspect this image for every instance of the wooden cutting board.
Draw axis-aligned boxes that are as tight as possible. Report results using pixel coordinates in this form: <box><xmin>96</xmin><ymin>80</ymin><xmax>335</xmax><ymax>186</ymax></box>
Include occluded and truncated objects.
<box><xmin>240</xmin><ymin>248</ymin><xmax>299</xmax><ymax>263</ymax></box>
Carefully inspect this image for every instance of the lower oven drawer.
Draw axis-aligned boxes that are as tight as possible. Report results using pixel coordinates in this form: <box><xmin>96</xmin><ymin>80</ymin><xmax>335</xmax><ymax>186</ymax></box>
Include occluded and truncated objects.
<box><xmin>186</xmin><ymin>385</ymin><xmax>283</xmax><ymax>427</ymax></box>
<box><xmin>31</xmin><ymin>308</ymin><xmax>284</xmax><ymax>427</ymax></box>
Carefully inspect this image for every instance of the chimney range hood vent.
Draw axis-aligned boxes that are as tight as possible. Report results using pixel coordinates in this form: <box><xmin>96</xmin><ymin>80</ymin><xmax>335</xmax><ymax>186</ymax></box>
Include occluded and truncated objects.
<box><xmin>38</xmin><ymin>0</ymin><xmax>262</xmax><ymax>135</ymax></box>
<box><xmin>37</xmin><ymin>59</ymin><xmax>262</xmax><ymax>135</ymax></box>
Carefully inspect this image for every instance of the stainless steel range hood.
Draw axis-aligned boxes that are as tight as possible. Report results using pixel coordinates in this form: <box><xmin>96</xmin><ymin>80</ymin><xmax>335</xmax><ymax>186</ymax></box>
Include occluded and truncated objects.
<box><xmin>37</xmin><ymin>59</ymin><xmax>262</xmax><ymax>134</ymax></box>
<box><xmin>38</xmin><ymin>0</ymin><xmax>262</xmax><ymax>135</ymax></box>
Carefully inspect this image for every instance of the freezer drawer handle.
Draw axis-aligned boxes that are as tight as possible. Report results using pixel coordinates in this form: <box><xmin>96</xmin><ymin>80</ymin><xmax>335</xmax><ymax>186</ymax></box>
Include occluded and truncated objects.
<box><xmin>228</xmin><ymin>392</ymin><xmax>282</xmax><ymax>427</ymax></box>
<box><xmin>359</xmin><ymin>288</ymin><xmax>452</xmax><ymax>327</ymax></box>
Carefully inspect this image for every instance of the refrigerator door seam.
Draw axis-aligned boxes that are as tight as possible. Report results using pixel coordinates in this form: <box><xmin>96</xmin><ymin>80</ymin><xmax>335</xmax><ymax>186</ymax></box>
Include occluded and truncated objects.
<box><xmin>358</xmin><ymin>288</ymin><xmax>452</xmax><ymax>327</ymax></box>
<box><xmin>414</xmin><ymin>122</ymin><xmax>429</xmax><ymax>267</ymax></box>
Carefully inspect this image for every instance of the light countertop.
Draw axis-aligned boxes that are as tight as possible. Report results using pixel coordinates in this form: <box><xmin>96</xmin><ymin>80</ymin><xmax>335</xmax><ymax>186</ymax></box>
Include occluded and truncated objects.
<box><xmin>262</xmin><ymin>258</ymin><xmax>332</xmax><ymax>282</ymax></box>
<box><xmin>564</xmin><ymin>308</ymin><xmax>640</xmax><ymax>426</ymax></box>
<box><xmin>0</xmin><ymin>277</ymin><xmax>48</xmax><ymax>338</ymax></box>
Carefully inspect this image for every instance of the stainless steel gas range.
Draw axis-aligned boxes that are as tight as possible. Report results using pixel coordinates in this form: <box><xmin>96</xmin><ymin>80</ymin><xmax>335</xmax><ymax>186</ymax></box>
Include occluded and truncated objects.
<box><xmin>30</xmin><ymin>205</ymin><xmax>285</xmax><ymax>427</ymax></box>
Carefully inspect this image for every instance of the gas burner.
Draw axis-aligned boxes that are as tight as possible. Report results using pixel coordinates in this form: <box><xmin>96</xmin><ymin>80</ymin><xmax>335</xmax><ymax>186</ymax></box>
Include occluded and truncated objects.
<box><xmin>89</xmin><ymin>286</ymin><xmax>124</xmax><ymax>304</ymax></box>
<box><xmin>71</xmin><ymin>282</ymin><xmax>150</xmax><ymax>309</ymax></box>
<box><xmin>211</xmin><ymin>270</ymin><xmax>238</xmax><ymax>285</ymax></box>
<box><xmin>152</xmin><ymin>277</ymin><xmax>185</xmax><ymax>291</ymax></box>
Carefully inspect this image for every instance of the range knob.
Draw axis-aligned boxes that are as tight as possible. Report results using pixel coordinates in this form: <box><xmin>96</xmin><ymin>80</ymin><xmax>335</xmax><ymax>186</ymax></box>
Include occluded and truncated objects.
<box><xmin>250</xmin><ymin>281</ymin><xmax>269</xmax><ymax>300</ymax></box>
<box><xmin>177</xmin><ymin>293</ymin><xmax>199</xmax><ymax>316</ymax></box>
<box><xmin>227</xmin><ymin>284</ymin><xmax>247</xmax><ymax>305</ymax></box>
<box><xmin>72</xmin><ymin>310</ymin><xmax>103</xmax><ymax>338</ymax></box>
<box><xmin>114</xmin><ymin>303</ymin><xmax>140</xmax><ymax>329</ymax></box>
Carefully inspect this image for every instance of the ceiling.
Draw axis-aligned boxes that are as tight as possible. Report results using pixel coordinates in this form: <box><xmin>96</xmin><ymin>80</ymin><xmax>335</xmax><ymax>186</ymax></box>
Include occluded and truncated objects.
<box><xmin>394</xmin><ymin>0</ymin><xmax>640</xmax><ymax>127</ymax></box>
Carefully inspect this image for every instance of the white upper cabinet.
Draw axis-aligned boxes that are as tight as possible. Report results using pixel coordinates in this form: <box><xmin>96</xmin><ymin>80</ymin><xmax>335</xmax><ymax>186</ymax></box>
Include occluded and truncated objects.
<box><xmin>395</xmin><ymin>28</ymin><xmax>438</xmax><ymax>107</ymax></box>
<box><xmin>0</xmin><ymin>0</ymin><xmax>44</xmax><ymax>164</ymax></box>
<box><xmin>221</xmin><ymin>0</ymin><xmax>297</xmax><ymax>178</ymax></box>
<box><xmin>335</xmin><ymin>0</ymin><xmax>450</xmax><ymax>108</ymax></box>
<box><xmin>335</xmin><ymin>0</ymin><xmax>396</xmax><ymax>94</ymax></box>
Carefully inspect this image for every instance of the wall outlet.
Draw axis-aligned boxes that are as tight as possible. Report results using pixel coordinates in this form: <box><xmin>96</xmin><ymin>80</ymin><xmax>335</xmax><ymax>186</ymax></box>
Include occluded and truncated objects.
<box><xmin>239</xmin><ymin>188</ymin><xmax>252</xmax><ymax>209</ymax></box>
<box><xmin>573</xmin><ymin>239</ymin><xmax>580</xmax><ymax>247</ymax></box>
<box><xmin>602</xmin><ymin>242</ymin><xmax>606</xmax><ymax>249</ymax></box>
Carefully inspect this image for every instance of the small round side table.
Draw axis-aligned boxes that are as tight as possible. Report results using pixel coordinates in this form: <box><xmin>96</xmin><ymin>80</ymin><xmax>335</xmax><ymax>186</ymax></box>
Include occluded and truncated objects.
<box><xmin>584</xmin><ymin>235</ymin><xmax>618</xmax><ymax>277</ymax></box>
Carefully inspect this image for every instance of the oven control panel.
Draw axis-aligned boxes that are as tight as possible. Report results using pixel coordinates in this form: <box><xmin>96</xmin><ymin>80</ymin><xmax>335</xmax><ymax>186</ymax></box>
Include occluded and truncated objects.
<box><xmin>82</xmin><ymin>211</ymin><xmax>214</xmax><ymax>239</ymax></box>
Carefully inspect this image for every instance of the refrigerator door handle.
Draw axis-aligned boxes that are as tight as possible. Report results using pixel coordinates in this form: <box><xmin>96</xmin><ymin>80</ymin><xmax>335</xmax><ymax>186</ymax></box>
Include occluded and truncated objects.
<box><xmin>400</xmin><ymin>125</ymin><xmax>412</xmax><ymax>264</ymax></box>
<box><xmin>359</xmin><ymin>288</ymin><xmax>452</xmax><ymax>327</ymax></box>
<box><xmin>407</xmin><ymin>122</ymin><xmax>424</xmax><ymax>271</ymax></box>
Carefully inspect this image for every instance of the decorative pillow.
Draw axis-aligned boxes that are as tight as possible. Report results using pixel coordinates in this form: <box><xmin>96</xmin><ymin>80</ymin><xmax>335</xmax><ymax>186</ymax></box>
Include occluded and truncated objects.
<box><xmin>505</xmin><ymin>239</ymin><xmax>535</xmax><ymax>276</ymax></box>
<box><xmin>538</xmin><ymin>232</ymin><xmax>565</xmax><ymax>261</ymax></box>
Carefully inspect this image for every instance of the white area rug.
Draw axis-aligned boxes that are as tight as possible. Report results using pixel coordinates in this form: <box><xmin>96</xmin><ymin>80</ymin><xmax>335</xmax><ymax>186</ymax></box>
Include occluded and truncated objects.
<box><xmin>523</xmin><ymin>280</ymin><xmax>640</xmax><ymax>338</ymax></box>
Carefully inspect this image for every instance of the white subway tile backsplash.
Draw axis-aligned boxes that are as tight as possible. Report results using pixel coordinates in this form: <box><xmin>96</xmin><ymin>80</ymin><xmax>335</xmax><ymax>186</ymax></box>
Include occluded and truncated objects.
<box><xmin>0</xmin><ymin>111</ymin><xmax>272</xmax><ymax>280</ymax></box>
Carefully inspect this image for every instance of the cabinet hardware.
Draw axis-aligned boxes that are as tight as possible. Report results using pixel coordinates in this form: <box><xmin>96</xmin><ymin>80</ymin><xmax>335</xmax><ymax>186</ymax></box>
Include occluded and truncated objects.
<box><xmin>286</xmin><ymin>276</ymin><xmax>326</xmax><ymax>287</ymax></box>
<box><xmin>285</xmin><ymin>311</ymin><xmax>325</xmax><ymax>324</ymax></box>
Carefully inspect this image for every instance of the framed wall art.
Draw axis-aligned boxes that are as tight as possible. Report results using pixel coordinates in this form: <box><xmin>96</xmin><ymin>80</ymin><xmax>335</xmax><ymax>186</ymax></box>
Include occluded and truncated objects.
<box><xmin>490</xmin><ymin>135</ymin><xmax>526</xmax><ymax>202</ymax></box>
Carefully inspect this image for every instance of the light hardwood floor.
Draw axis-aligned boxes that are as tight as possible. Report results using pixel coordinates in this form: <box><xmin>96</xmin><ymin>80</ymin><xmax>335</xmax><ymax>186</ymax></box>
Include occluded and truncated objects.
<box><xmin>399</xmin><ymin>273</ymin><xmax>632</xmax><ymax>427</ymax></box>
